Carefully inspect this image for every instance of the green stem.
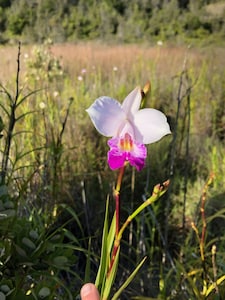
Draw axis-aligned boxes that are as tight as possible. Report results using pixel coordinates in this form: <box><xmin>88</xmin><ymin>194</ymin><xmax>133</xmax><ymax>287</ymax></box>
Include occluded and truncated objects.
<box><xmin>117</xmin><ymin>180</ymin><xmax>169</xmax><ymax>248</ymax></box>
<box><xmin>108</xmin><ymin>165</ymin><xmax>125</xmax><ymax>276</ymax></box>
<box><xmin>114</xmin><ymin>165</ymin><xmax>125</xmax><ymax>237</ymax></box>
<box><xmin>108</xmin><ymin>180</ymin><xmax>169</xmax><ymax>277</ymax></box>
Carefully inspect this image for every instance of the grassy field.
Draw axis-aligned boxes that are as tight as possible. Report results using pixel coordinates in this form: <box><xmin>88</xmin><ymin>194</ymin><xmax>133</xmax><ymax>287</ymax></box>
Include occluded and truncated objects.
<box><xmin>0</xmin><ymin>42</ymin><xmax>225</xmax><ymax>299</ymax></box>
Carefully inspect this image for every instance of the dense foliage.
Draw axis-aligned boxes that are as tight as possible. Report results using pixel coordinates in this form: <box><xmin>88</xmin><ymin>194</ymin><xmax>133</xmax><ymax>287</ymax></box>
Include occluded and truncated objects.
<box><xmin>0</xmin><ymin>0</ymin><xmax>225</xmax><ymax>44</ymax></box>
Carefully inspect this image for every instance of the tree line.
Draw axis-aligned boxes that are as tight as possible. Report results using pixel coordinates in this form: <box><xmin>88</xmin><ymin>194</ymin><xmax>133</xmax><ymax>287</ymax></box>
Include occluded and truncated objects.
<box><xmin>0</xmin><ymin>0</ymin><xmax>224</xmax><ymax>44</ymax></box>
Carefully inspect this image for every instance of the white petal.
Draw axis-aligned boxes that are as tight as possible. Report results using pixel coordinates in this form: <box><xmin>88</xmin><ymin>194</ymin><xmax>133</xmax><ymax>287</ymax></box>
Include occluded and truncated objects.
<box><xmin>122</xmin><ymin>87</ymin><xmax>142</xmax><ymax>117</ymax></box>
<box><xmin>86</xmin><ymin>97</ymin><xmax>126</xmax><ymax>137</ymax></box>
<box><xmin>133</xmin><ymin>108</ymin><xmax>171</xmax><ymax>144</ymax></box>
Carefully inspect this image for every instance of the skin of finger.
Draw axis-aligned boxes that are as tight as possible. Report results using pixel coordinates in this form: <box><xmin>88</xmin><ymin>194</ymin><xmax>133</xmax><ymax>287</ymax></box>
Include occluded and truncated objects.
<box><xmin>80</xmin><ymin>283</ymin><xmax>100</xmax><ymax>300</ymax></box>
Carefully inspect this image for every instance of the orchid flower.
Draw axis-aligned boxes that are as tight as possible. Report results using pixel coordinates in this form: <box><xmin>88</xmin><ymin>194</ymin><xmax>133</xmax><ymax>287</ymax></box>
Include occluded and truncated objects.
<box><xmin>86</xmin><ymin>87</ymin><xmax>171</xmax><ymax>171</ymax></box>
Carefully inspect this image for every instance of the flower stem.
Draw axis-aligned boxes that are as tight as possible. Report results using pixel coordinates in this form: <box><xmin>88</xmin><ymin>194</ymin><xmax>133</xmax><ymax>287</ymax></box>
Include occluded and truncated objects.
<box><xmin>114</xmin><ymin>165</ymin><xmax>125</xmax><ymax>237</ymax></box>
<box><xmin>117</xmin><ymin>180</ymin><xmax>170</xmax><ymax>243</ymax></box>
<box><xmin>108</xmin><ymin>165</ymin><xmax>125</xmax><ymax>276</ymax></box>
<box><xmin>108</xmin><ymin>179</ymin><xmax>169</xmax><ymax>277</ymax></box>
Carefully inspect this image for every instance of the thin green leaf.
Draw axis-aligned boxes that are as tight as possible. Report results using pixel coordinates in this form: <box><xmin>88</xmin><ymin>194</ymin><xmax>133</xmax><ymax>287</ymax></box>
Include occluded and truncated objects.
<box><xmin>95</xmin><ymin>196</ymin><xmax>110</xmax><ymax>291</ymax></box>
<box><xmin>63</xmin><ymin>228</ymin><xmax>79</xmax><ymax>244</ymax></box>
<box><xmin>59</xmin><ymin>204</ymin><xmax>84</xmax><ymax>236</ymax></box>
<box><xmin>0</xmin><ymin>84</ymin><xmax>13</xmax><ymax>104</ymax></box>
<box><xmin>16</xmin><ymin>88</ymin><xmax>44</xmax><ymax>107</ymax></box>
<box><xmin>16</xmin><ymin>110</ymin><xmax>38</xmax><ymax>122</ymax></box>
<box><xmin>0</xmin><ymin>102</ymin><xmax>10</xmax><ymax>118</ymax></box>
<box><xmin>107</xmin><ymin>211</ymin><xmax>116</xmax><ymax>265</ymax></box>
<box><xmin>206</xmin><ymin>208</ymin><xmax>225</xmax><ymax>223</ymax></box>
<box><xmin>186</xmin><ymin>271</ymin><xmax>203</xmax><ymax>298</ymax></box>
<box><xmin>14</xmin><ymin>146</ymin><xmax>43</xmax><ymax>161</ymax></box>
<box><xmin>205</xmin><ymin>274</ymin><xmax>225</xmax><ymax>297</ymax></box>
<box><xmin>102</xmin><ymin>245</ymin><xmax>120</xmax><ymax>300</ymax></box>
<box><xmin>111</xmin><ymin>256</ymin><xmax>147</xmax><ymax>300</ymax></box>
<box><xmin>8</xmin><ymin>129</ymin><xmax>34</xmax><ymax>137</ymax></box>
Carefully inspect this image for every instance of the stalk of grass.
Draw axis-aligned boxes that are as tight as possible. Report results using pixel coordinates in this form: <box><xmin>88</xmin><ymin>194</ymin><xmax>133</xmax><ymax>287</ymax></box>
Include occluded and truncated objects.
<box><xmin>0</xmin><ymin>42</ymin><xmax>21</xmax><ymax>184</ymax></box>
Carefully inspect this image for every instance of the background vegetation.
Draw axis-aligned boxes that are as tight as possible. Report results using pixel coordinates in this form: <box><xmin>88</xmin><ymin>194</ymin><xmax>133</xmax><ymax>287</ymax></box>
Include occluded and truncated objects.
<box><xmin>0</xmin><ymin>0</ymin><xmax>225</xmax><ymax>45</ymax></box>
<box><xmin>0</xmin><ymin>0</ymin><xmax>225</xmax><ymax>299</ymax></box>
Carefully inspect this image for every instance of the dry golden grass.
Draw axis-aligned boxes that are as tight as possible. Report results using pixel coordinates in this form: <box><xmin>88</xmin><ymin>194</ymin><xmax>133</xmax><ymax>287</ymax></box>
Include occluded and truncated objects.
<box><xmin>0</xmin><ymin>42</ymin><xmax>216</xmax><ymax>84</ymax></box>
<box><xmin>1</xmin><ymin>43</ymin><xmax>224</xmax><ymax>101</ymax></box>
<box><xmin>42</xmin><ymin>42</ymin><xmax>207</xmax><ymax>81</ymax></box>
<box><xmin>1</xmin><ymin>42</ymin><xmax>224</xmax><ymax>147</ymax></box>
<box><xmin>205</xmin><ymin>1</ymin><xmax>225</xmax><ymax>17</ymax></box>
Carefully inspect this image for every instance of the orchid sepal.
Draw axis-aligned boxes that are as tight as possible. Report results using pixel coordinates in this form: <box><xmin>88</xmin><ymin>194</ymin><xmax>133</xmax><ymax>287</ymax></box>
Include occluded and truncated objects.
<box><xmin>86</xmin><ymin>86</ymin><xmax>171</xmax><ymax>171</ymax></box>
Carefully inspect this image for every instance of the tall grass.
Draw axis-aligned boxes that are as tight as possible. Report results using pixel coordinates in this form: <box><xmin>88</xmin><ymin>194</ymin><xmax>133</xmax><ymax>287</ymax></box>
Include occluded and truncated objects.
<box><xmin>0</xmin><ymin>41</ymin><xmax>225</xmax><ymax>299</ymax></box>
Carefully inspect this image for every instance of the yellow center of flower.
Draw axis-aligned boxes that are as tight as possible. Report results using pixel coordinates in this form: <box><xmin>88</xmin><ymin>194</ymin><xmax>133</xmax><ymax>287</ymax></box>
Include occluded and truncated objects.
<box><xmin>119</xmin><ymin>133</ymin><xmax>133</xmax><ymax>152</ymax></box>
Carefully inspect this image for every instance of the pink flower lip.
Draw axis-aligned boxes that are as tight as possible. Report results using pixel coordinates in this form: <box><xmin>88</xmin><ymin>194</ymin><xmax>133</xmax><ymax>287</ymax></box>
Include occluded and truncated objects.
<box><xmin>108</xmin><ymin>133</ymin><xmax>147</xmax><ymax>171</ymax></box>
<box><xmin>119</xmin><ymin>133</ymin><xmax>133</xmax><ymax>152</ymax></box>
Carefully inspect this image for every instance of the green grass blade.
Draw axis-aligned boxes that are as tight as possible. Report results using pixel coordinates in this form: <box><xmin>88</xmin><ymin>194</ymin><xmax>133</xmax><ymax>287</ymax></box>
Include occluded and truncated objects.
<box><xmin>102</xmin><ymin>245</ymin><xmax>120</xmax><ymax>300</ymax></box>
<box><xmin>95</xmin><ymin>196</ymin><xmax>110</xmax><ymax>291</ymax></box>
<box><xmin>60</xmin><ymin>204</ymin><xmax>84</xmax><ymax>236</ymax></box>
<box><xmin>205</xmin><ymin>274</ymin><xmax>225</xmax><ymax>297</ymax></box>
<box><xmin>107</xmin><ymin>211</ymin><xmax>116</xmax><ymax>264</ymax></box>
<box><xmin>111</xmin><ymin>256</ymin><xmax>147</xmax><ymax>300</ymax></box>
<box><xmin>16</xmin><ymin>88</ymin><xmax>44</xmax><ymax>107</ymax></box>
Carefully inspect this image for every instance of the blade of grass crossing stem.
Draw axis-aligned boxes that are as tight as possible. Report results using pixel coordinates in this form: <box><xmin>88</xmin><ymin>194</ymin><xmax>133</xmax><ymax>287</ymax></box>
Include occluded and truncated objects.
<box><xmin>95</xmin><ymin>196</ymin><xmax>110</xmax><ymax>290</ymax></box>
<box><xmin>107</xmin><ymin>211</ymin><xmax>116</xmax><ymax>259</ymax></box>
<box><xmin>111</xmin><ymin>256</ymin><xmax>147</xmax><ymax>300</ymax></box>
<box><xmin>102</xmin><ymin>246</ymin><xmax>120</xmax><ymax>300</ymax></box>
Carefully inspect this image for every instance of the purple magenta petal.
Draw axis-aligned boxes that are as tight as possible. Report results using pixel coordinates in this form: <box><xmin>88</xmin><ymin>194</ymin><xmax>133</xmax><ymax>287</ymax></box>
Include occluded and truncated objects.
<box><xmin>108</xmin><ymin>150</ymin><xmax>126</xmax><ymax>170</ymax></box>
<box><xmin>107</xmin><ymin>137</ymin><xmax>126</xmax><ymax>170</ymax></box>
<box><xmin>128</xmin><ymin>143</ymin><xmax>147</xmax><ymax>171</ymax></box>
<box><xmin>107</xmin><ymin>136</ymin><xmax>147</xmax><ymax>171</ymax></box>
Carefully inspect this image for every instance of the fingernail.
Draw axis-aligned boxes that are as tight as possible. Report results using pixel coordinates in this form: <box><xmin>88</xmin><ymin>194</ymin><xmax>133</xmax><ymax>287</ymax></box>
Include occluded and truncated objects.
<box><xmin>80</xmin><ymin>283</ymin><xmax>93</xmax><ymax>297</ymax></box>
